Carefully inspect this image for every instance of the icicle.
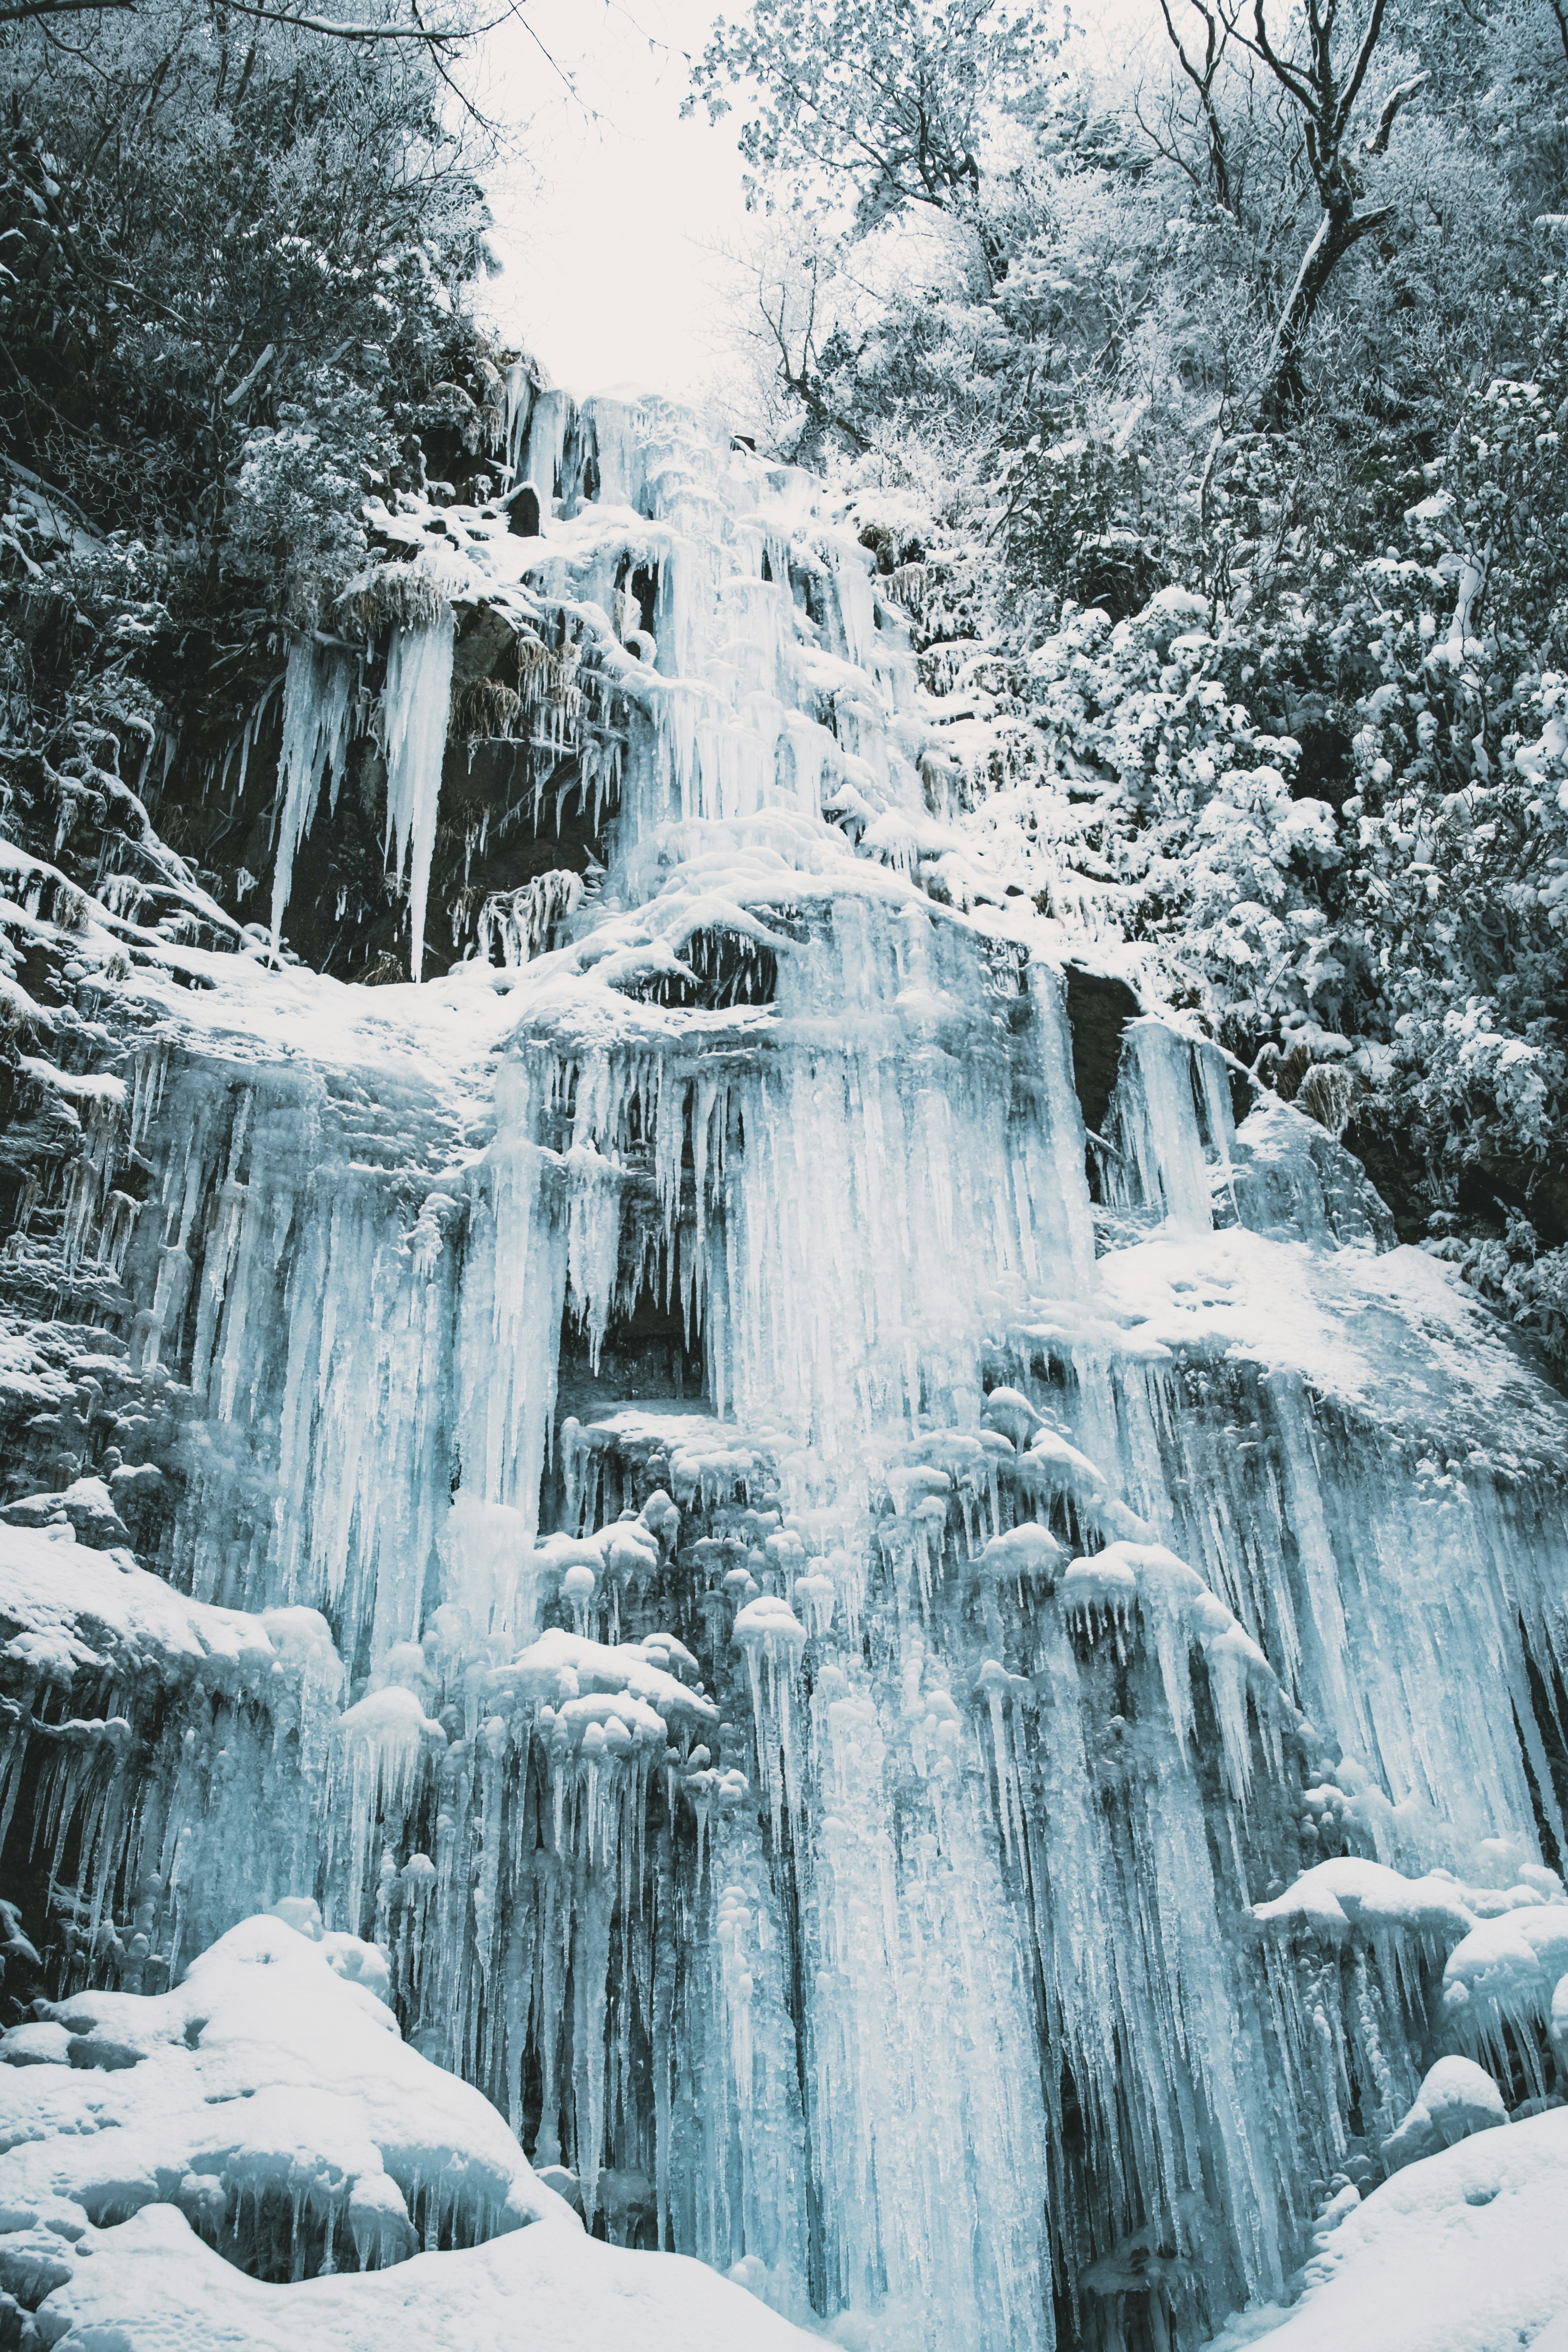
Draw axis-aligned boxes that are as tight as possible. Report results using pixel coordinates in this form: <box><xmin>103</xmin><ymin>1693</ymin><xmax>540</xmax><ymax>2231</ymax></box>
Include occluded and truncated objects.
<box><xmin>270</xmin><ymin>639</ymin><xmax>355</xmax><ymax>961</ymax></box>
<box><xmin>380</xmin><ymin>604</ymin><xmax>455</xmax><ymax>984</ymax></box>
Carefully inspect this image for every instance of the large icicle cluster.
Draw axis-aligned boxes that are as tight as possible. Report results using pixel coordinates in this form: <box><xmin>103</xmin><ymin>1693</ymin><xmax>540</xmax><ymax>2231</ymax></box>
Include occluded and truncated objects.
<box><xmin>2</xmin><ymin>391</ymin><xmax>1568</xmax><ymax>2352</ymax></box>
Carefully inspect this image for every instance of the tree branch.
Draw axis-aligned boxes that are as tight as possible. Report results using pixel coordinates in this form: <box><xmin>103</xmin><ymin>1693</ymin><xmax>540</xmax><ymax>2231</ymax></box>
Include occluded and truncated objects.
<box><xmin>1333</xmin><ymin>0</ymin><xmax>1389</xmax><ymax>138</ymax></box>
<box><xmin>0</xmin><ymin>0</ymin><xmax>477</xmax><ymax>34</ymax></box>
<box><xmin>222</xmin><ymin>341</ymin><xmax>277</xmax><ymax>408</ymax></box>
<box><xmin>0</xmin><ymin>0</ymin><xmax>130</xmax><ymax>23</ymax></box>
<box><xmin>1153</xmin><ymin>0</ymin><xmax>1237</xmax><ymax>215</ymax></box>
<box><xmin>216</xmin><ymin>0</ymin><xmax>474</xmax><ymax>42</ymax></box>
<box><xmin>1363</xmin><ymin>68</ymin><xmax>1428</xmax><ymax>157</ymax></box>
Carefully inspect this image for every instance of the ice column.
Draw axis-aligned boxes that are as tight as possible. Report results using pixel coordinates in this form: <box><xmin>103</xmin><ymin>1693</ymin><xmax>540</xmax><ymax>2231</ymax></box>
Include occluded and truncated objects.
<box><xmin>381</xmin><ymin>606</ymin><xmax>455</xmax><ymax>984</ymax></box>
<box><xmin>270</xmin><ymin>638</ymin><xmax>355</xmax><ymax>959</ymax></box>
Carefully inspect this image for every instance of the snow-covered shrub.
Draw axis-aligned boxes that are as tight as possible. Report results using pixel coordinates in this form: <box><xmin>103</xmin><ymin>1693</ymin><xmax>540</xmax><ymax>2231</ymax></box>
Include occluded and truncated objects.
<box><xmin>227</xmin><ymin>375</ymin><xmax>396</xmax><ymax>621</ymax></box>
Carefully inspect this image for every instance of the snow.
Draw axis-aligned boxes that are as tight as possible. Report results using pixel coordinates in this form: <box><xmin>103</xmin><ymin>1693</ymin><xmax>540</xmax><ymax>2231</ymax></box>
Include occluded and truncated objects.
<box><xmin>0</xmin><ymin>1519</ymin><xmax>281</xmax><ymax>1688</ymax></box>
<box><xmin>1090</xmin><ymin>1214</ymin><xmax>1563</xmax><ymax>1456</ymax></box>
<box><xmin>1203</xmin><ymin>2112</ymin><xmax>1568</xmax><ymax>2352</ymax></box>
<box><xmin>1381</xmin><ymin>2058</ymin><xmax>1507</xmax><ymax>2168</ymax></box>
<box><xmin>1253</xmin><ymin>1855</ymin><xmax>1484</xmax><ymax>1943</ymax></box>
<box><xmin>0</xmin><ymin>1909</ymin><xmax>820</xmax><ymax>2350</ymax></box>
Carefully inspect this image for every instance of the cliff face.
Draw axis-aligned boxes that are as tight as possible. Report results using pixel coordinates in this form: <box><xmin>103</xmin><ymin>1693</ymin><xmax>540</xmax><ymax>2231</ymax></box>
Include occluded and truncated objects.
<box><xmin>2</xmin><ymin>394</ymin><xmax>1567</xmax><ymax>2352</ymax></box>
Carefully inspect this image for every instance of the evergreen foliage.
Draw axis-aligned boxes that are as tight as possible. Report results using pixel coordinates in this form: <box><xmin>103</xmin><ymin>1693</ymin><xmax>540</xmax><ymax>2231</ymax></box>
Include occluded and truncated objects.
<box><xmin>0</xmin><ymin>0</ymin><xmax>512</xmax><ymax>961</ymax></box>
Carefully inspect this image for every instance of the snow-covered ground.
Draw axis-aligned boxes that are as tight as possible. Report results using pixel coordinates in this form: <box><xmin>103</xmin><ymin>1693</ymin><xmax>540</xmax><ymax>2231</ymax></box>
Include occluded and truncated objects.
<box><xmin>1207</xmin><ymin>2109</ymin><xmax>1568</xmax><ymax>2352</ymax></box>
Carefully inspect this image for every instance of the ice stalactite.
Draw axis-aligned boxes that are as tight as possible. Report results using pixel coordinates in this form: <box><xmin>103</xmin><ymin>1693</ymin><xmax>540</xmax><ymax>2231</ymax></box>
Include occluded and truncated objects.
<box><xmin>270</xmin><ymin>638</ymin><xmax>356</xmax><ymax>960</ymax></box>
<box><xmin>380</xmin><ymin>602</ymin><xmax>456</xmax><ymax>982</ymax></box>
<box><xmin>502</xmin><ymin>360</ymin><xmax>533</xmax><ymax>485</ymax></box>
<box><xmin>1100</xmin><ymin>1017</ymin><xmax>1219</xmax><ymax>1231</ymax></box>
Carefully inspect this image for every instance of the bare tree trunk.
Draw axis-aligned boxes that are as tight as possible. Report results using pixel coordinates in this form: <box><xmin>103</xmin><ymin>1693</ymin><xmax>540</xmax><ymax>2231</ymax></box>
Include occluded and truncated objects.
<box><xmin>1230</xmin><ymin>0</ymin><xmax>1423</xmax><ymax>427</ymax></box>
<box><xmin>1258</xmin><ymin>198</ymin><xmax>1391</xmax><ymax>421</ymax></box>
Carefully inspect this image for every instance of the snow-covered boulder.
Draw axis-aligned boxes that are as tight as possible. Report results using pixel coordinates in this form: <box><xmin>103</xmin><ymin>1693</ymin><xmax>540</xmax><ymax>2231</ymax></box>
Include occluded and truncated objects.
<box><xmin>0</xmin><ymin>1907</ymin><xmax>820</xmax><ymax>2350</ymax></box>
<box><xmin>1203</xmin><ymin>2109</ymin><xmax>1568</xmax><ymax>2352</ymax></box>
<box><xmin>1381</xmin><ymin>2057</ymin><xmax>1508</xmax><ymax>2170</ymax></box>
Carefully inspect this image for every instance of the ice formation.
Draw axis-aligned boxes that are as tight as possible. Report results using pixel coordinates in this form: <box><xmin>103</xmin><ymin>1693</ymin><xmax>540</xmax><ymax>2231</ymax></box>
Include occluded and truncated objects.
<box><xmin>3</xmin><ymin>390</ymin><xmax>1568</xmax><ymax>2352</ymax></box>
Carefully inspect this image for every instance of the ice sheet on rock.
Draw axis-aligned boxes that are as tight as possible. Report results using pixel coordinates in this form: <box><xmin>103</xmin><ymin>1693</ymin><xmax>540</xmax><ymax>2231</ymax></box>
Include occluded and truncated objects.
<box><xmin>1102</xmin><ymin>1017</ymin><xmax>1216</xmax><ymax>1229</ymax></box>
<box><xmin>1230</xmin><ymin>1101</ymin><xmax>1397</xmax><ymax>1250</ymax></box>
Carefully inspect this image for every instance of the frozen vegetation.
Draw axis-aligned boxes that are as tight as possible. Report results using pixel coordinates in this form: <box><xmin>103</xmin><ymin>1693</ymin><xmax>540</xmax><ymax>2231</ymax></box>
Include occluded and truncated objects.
<box><xmin>0</xmin><ymin>380</ymin><xmax>1566</xmax><ymax>2352</ymax></box>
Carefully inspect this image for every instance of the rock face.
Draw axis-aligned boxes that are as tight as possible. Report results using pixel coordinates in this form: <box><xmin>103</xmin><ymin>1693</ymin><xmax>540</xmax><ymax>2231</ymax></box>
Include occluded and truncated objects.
<box><xmin>2</xmin><ymin>396</ymin><xmax>1567</xmax><ymax>2352</ymax></box>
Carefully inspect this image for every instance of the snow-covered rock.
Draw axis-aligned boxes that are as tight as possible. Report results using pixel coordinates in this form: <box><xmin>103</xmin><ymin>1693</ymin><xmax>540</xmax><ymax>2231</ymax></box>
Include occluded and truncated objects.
<box><xmin>0</xmin><ymin>1909</ymin><xmax>818</xmax><ymax>2348</ymax></box>
<box><xmin>1204</xmin><ymin>2111</ymin><xmax>1568</xmax><ymax>2352</ymax></box>
<box><xmin>1381</xmin><ymin>2058</ymin><xmax>1508</xmax><ymax>2169</ymax></box>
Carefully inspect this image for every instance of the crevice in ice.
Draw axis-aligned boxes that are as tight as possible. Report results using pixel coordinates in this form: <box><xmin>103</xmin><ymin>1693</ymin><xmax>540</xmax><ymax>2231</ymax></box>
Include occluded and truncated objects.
<box><xmin>610</xmin><ymin>923</ymin><xmax>779</xmax><ymax>1010</ymax></box>
<box><xmin>1063</xmin><ymin>960</ymin><xmax>1142</xmax><ymax>1142</ymax></box>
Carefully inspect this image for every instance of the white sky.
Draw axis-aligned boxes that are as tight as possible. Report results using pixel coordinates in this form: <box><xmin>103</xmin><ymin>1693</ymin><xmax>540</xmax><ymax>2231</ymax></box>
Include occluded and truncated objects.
<box><xmin>471</xmin><ymin>0</ymin><xmax>1154</xmax><ymax>404</ymax></box>
<box><xmin>477</xmin><ymin>0</ymin><xmax>753</xmax><ymax>402</ymax></box>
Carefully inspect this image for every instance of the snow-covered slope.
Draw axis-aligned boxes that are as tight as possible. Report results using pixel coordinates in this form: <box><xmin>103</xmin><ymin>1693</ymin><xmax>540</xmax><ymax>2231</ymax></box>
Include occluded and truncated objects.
<box><xmin>1207</xmin><ymin>2108</ymin><xmax>1568</xmax><ymax>2352</ymax></box>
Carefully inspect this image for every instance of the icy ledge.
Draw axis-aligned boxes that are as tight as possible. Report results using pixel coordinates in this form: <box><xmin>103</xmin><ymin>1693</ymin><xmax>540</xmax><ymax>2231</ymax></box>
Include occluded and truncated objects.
<box><xmin>0</xmin><ymin>1909</ymin><xmax>818</xmax><ymax>2350</ymax></box>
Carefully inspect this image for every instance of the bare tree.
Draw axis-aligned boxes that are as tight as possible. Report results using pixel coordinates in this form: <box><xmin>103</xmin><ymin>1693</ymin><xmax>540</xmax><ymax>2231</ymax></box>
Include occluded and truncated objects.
<box><xmin>1221</xmin><ymin>0</ymin><xmax>1424</xmax><ymax>421</ymax></box>
<box><xmin>1146</xmin><ymin>0</ymin><xmax>1239</xmax><ymax>218</ymax></box>
<box><xmin>742</xmin><ymin>238</ymin><xmax>871</xmax><ymax>457</ymax></box>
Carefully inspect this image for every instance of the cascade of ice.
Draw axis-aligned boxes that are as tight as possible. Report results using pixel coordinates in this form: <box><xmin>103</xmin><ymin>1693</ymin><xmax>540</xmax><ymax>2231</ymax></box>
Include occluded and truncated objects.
<box><xmin>1099</xmin><ymin>1019</ymin><xmax>1218</xmax><ymax>1231</ymax></box>
<box><xmin>503</xmin><ymin>361</ymin><xmax>533</xmax><ymax>485</ymax></box>
<box><xmin>7</xmin><ymin>392</ymin><xmax>1568</xmax><ymax>2352</ymax></box>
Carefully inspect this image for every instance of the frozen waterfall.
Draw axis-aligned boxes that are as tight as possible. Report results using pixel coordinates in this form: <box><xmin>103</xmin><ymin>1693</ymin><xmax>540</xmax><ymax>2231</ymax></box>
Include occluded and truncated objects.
<box><xmin>3</xmin><ymin>393</ymin><xmax>1568</xmax><ymax>2352</ymax></box>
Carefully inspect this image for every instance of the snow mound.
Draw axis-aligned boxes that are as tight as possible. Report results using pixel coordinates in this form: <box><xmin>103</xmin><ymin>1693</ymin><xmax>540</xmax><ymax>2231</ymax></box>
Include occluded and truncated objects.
<box><xmin>0</xmin><ymin>1520</ymin><xmax>280</xmax><ymax>1690</ymax></box>
<box><xmin>0</xmin><ymin>1909</ymin><xmax>819</xmax><ymax>2350</ymax></box>
<box><xmin>1205</xmin><ymin>2109</ymin><xmax>1568</xmax><ymax>2352</ymax></box>
<box><xmin>1382</xmin><ymin>2058</ymin><xmax>1508</xmax><ymax>2169</ymax></box>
